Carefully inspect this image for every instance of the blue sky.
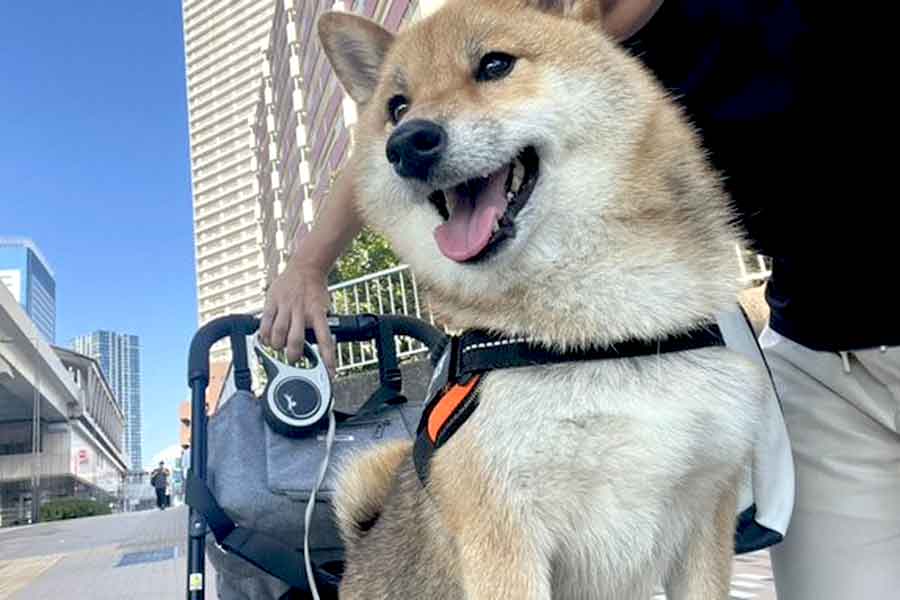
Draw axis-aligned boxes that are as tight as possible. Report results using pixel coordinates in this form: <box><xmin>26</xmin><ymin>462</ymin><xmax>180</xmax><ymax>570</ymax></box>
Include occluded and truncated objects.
<box><xmin>1</xmin><ymin>1</ymin><xmax>197</xmax><ymax>468</ymax></box>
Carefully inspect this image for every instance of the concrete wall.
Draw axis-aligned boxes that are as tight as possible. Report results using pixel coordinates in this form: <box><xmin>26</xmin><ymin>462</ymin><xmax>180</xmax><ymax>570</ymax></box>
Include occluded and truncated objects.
<box><xmin>333</xmin><ymin>358</ymin><xmax>434</xmax><ymax>413</ymax></box>
<box><xmin>70</xmin><ymin>424</ymin><xmax>124</xmax><ymax>495</ymax></box>
<box><xmin>0</xmin><ymin>283</ymin><xmax>80</xmax><ymax>422</ymax></box>
<box><xmin>0</xmin><ymin>419</ymin><xmax>124</xmax><ymax>492</ymax></box>
<box><xmin>0</xmin><ymin>425</ymin><xmax>70</xmax><ymax>481</ymax></box>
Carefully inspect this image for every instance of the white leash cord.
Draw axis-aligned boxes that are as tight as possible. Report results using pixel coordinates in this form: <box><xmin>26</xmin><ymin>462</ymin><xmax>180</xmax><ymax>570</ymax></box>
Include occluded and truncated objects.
<box><xmin>303</xmin><ymin>409</ymin><xmax>336</xmax><ymax>600</ymax></box>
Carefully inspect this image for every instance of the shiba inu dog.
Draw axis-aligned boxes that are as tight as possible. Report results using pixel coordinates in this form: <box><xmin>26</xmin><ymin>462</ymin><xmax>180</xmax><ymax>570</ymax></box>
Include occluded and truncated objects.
<box><xmin>317</xmin><ymin>1</ymin><xmax>767</xmax><ymax>597</ymax></box>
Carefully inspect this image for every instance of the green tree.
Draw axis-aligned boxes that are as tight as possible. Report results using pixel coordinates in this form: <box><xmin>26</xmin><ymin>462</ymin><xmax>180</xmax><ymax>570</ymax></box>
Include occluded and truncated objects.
<box><xmin>326</xmin><ymin>228</ymin><xmax>433</xmax><ymax>373</ymax></box>
<box><xmin>328</xmin><ymin>227</ymin><xmax>400</xmax><ymax>285</ymax></box>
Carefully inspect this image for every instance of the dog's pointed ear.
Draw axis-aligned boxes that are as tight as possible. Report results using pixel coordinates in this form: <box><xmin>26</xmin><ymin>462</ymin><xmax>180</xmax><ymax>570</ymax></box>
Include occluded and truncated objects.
<box><xmin>333</xmin><ymin>441</ymin><xmax>410</xmax><ymax>544</ymax></box>
<box><xmin>318</xmin><ymin>11</ymin><xmax>394</xmax><ymax>106</ymax></box>
<box><xmin>525</xmin><ymin>0</ymin><xmax>658</xmax><ymax>39</ymax></box>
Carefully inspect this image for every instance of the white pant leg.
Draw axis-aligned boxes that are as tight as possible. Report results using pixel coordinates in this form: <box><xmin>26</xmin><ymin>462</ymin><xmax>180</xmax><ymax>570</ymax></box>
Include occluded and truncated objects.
<box><xmin>759</xmin><ymin>330</ymin><xmax>900</xmax><ymax>600</ymax></box>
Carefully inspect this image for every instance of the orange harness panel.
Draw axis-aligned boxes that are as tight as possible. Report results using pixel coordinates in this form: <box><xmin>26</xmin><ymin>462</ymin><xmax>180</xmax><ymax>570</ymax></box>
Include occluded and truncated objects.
<box><xmin>426</xmin><ymin>374</ymin><xmax>482</xmax><ymax>443</ymax></box>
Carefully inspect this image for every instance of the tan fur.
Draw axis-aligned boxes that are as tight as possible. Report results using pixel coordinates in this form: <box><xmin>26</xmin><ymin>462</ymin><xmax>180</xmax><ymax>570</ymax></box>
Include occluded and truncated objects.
<box><xmin>432</xmin><ymin>435</ymin><xmax>550</xmax><ymax>598</ymax></box>
<box><xmin>739</xmin><ymin>285</ymin><xmax>770</xmax><ymax>334</ymax></box>
<box><xmin>334</xmin><ymin>440</ymin><xmax>410</xmax><ymax>545</ymax></box>
<box><xmin>319</xmin><ymin>1</ymin><xmax>765</xmax><ymax>598</ymax></box>
<box><xmin>665</xmin><ymin>471</ymin><xmax>741</xmax><ymax>599</ymax></box>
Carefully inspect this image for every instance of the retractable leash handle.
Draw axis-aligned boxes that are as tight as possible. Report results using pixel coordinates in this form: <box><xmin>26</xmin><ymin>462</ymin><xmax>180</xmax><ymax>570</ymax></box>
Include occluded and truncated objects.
<box><xmin>254</xmin><ymin>337</ymin><xmax>333</xmax><ymax>437</ymax></box>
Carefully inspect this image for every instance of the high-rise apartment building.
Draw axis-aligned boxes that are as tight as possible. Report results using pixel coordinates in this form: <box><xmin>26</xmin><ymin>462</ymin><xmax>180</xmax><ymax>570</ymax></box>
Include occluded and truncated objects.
<box><xmin>183</xmin><ymin>0</ymin><xmax>441</xmax><ymax>364</ymax></box>
<box><xmin>181</xmin><ymin>0</ymin><xmax>276</xmax><ymax>355</ymax></box>
<box><xmin>0</xmin><ymin>237</ymin><xmax>56</xmax><ymax>343</ymax></box>
<box><xmin>72</xmin><ymin>331</ymin><xmax>142</xmax><ymax>469</ymax></box>
<box><xmin>255</xmin><ymin>0</ymin><xmax>426</xmax><ymax>284</ymax></box>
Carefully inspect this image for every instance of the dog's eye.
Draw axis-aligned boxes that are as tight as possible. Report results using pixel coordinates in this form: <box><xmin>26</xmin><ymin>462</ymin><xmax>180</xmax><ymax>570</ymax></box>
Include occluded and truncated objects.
<box><xmin>476</xmin><ymin>52</ymin><xmax>517</xmax><ymax>82</ymax></box>
<box><xmin>387</xmin><ymin>95</ymin><xmax>410</xmax><ymax>124</ymax></box>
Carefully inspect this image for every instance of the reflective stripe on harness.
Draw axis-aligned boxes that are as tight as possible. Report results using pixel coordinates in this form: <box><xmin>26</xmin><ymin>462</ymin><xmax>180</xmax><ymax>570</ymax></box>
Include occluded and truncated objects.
<box><xmin>413</xmin><ymin>323</ymin><xmax>726</xmax><ymax>485</ymax></box>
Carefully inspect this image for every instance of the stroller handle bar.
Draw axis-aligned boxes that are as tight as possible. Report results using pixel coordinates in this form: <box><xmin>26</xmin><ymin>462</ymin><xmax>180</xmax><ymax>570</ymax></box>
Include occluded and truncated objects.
<box><xmin>187</xmin><ymin>313</ymin><xmax>446</xmax><ymax>386</ymax></box>
<box><xmin>188</xmin><ymin>314</ymin><xmax>260</xmax><ymax>385</ymax></box>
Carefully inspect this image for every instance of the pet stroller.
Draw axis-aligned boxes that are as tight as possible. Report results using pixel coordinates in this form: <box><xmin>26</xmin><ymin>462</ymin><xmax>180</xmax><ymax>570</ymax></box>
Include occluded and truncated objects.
<box><xmin>184</xmin><ymin>312</ymin><xmax>447</xmax><ymax>599</ymax></box>
<box><xmin>184</xmin><ymin>309</ymin><xmax>794</xmax><ymax>599</ymax></box>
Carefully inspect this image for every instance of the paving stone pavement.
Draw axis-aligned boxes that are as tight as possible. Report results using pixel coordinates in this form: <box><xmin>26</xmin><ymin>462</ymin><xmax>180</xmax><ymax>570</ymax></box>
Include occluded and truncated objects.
<box><xmin>0</xmin><ymin>505</ymin><xmax>776</xmax><ymax>599</ymax></box>
<box><xmin>0</xmin><ymin>505</ymin><xmax>217</xmax><ymax>599</ymax></box>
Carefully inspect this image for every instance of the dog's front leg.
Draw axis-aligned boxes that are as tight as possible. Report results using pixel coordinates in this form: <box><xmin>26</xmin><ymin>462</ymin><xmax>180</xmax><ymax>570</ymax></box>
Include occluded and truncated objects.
<box><xmin>663</xmin><ymin>480</ymin><xmax>738</xmax><ymax>600</ymax></box>
<box><xmin>430</xmin><ymin>448</ymin><xmax>552</xmax><ymax>600</ymax></box>
<box><xmin>455</xmin><ymin>521</ymin><xmax>552</xmax><ymax>600</ymax></box>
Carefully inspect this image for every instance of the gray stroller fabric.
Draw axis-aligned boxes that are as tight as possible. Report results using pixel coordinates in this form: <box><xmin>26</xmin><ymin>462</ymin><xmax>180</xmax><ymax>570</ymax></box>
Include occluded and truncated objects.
<box><xmin>205</xmin><ymin>390</ymin><xmax>423</xmax><ymax>599</ymax></box>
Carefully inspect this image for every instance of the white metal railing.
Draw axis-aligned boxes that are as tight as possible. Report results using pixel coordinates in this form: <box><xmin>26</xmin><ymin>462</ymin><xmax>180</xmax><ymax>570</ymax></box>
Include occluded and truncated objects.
<box><xmin>217</xmin><ymin>248</ymin><xmax>774</xmax><ymax>407</ymax></box>
<box><xmin>326</xmin><ymin>248</ymin><xmax>770</xmax><ymax>373</ymax></box>
<box><xmin>226</xmin><ymin>246</ymin><xmax>772</xmax><ymax>379</ymax></box>
<box><xmin>328</xmin><ymin>265</ymin><xmax>437</xmax><ymax>373</ymax></box>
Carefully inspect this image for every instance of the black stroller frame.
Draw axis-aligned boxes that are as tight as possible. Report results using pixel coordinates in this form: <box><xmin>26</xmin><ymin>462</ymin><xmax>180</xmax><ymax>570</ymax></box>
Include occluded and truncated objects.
<box><xmin>185</xmin><ymin>313</ymin><xmax>446</xmax><ymax>599</ymax></box>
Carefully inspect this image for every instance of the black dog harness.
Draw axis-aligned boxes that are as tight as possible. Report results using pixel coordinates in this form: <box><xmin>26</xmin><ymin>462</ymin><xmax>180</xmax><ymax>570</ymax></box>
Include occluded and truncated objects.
<box><xmin>413</xmin><ymin>324</ymin><xmax>726</xmax><ymax>484</ymax></box>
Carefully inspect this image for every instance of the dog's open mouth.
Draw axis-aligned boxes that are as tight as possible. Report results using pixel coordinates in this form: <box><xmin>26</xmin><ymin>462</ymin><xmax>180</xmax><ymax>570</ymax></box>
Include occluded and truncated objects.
<box><xmin>428</xmin><ymin>147</ymin><xmax>539</xmax><ymax>263</ymax></box>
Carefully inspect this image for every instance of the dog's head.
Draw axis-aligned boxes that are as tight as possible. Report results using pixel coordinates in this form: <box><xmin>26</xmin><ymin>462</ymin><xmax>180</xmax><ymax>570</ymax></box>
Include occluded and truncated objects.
<box><xmin>319</xmin><ymin>0</ymin><xmax>743</xmax><ymax>348</ymax></box>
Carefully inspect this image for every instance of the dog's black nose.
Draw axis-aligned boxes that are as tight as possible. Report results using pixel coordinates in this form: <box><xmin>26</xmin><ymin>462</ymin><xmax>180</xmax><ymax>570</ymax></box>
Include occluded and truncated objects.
<box><xmin>385</xmin><ymin>119</ymin><xmax>447</xmax><ymax>181</ymax></box>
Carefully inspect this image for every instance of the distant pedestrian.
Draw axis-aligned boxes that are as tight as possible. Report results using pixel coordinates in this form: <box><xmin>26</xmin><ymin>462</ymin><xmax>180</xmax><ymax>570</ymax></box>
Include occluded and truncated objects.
<box><xmin>150</xmin><ymin>461</ymin><xmax>170</xmax><ymax>510</ymax></box>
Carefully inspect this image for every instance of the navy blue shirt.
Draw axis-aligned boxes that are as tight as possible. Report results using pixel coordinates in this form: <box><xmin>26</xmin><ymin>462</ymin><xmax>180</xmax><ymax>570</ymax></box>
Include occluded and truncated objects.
<box><xmin>624</xmin><ymin>1</ymin><xmax>897</xmax><ymax>351</ymax></box>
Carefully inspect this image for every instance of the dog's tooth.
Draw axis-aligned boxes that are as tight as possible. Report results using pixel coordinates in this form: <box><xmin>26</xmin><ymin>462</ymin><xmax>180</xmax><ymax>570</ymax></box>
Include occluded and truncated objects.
<box><xmin>445</xmin><ymin>193</ymin><xmax>456</xmax><ymax>214</ymax></box>
<box><xmin>506</xmin><ymin>191</ymin><xmax>514</xmax><ymax>201</ymax></box>
<box><xmin>511</xmin><ymin>159</ymin><xmax>525</xmax><ymax>193</ymax></box>
<box><xmin>492</xmin><ymin>220</ymin><xmax>500</xmax><ymax>233</ymax></box>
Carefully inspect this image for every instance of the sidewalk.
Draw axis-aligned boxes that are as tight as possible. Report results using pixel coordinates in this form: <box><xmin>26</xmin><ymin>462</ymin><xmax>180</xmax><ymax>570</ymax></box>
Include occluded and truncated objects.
<box><xmin>0</xmin><ymin>506</ymin><xmax>775</xmax><ymax>599</ymax></box>
<box><xmin>0</xmin><ymin>506</ymin><xmax>217</xmax><ymax>599</ymax></box>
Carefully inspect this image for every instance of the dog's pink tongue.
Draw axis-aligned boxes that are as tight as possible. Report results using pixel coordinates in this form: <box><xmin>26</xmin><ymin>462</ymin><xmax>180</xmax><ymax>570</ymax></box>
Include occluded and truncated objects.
<box><xmin>434</xmin><ymin>167</ymin><xmax>510</xmax><ymax>262</ymax></box>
